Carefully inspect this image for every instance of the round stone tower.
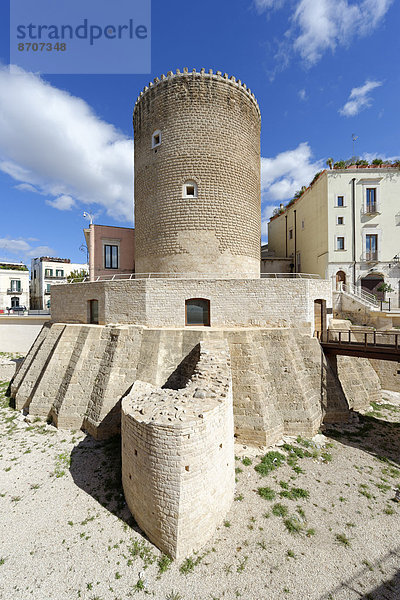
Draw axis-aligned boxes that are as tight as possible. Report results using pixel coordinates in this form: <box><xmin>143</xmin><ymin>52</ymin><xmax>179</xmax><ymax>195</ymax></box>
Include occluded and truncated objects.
<box><xmin>133</xmin><ymin>68</ymin><xmax>261</xmax><ymax>278</ymax></box>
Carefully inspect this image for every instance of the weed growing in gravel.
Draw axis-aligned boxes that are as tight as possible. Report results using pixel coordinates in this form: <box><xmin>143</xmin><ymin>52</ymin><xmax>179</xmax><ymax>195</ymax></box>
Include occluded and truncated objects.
<box><xmin>224</xmin><ymin>520</ymin><xmax>231</xmax><ymax>527</ymax></box>
<box><xmin>53</xmin><ymin>452</ymin><xmax>71</xmax><ymax>478</ymax></box>
<box><xmin>362</xmin><ymin>559</ymin><xmax>374</xmax><ymax>571</ymax></box>
<box><xmin>132</xmin><ymin>578</ymin><xmax>146</xmax><ymax>593</ymax></box>
<box><xmin>242</xmin><ymin>457</ymin><xmax>252</xmax><ymax>466</ymax></box>
<box><xmin>321</xmin><ymin>452</ymin><xmax>332</xmax><ymax>463</ymax></box>
<box><xmin>383</xmin><ymin>506</ymin><xmax>395</xmax><ymax>515</ymax></box>
<box><xmin>335</xmin><ymin>533</ymin><xmax>351</xmax><ymax>547</ymax></box>
<box><xmin>0</xmin><ymin>557</ymin><xmax>6</xmax><ymax>565</ymax></box>
<box><xmin>283</xmin><ymin>516</ymin><xmax>303</xmax><ymax>535</ymax></box>
<box><xmin>287</xmin><ymin>549</ymin><xmax>296</xmax><ymax>559</ymax></box>
<box><xmin>282</xmin><ymin>443</ymin><xmax>311</xmax><ymax>459</ymax></box>
<box><xmin>166</xmin><ymin>592</ymin><xmax>183</xmax><ymax>600</ymax></box>
<box><xmin>236</xmin><ymin>556</ymin><xmax>248</xmax><ymax>572</ymax></box>
<box><xmin>358</xmin><ymin>484</ymin><xmax>373</xmax><ymax>500</ymax></box>
<box><xmin>254</xmin><ymin>451</ymin><xmax>285</xmax><ymax>476</ymax></box>
<box><xmin>179</xmin><ymin>550</ymin><xmax>209</xmax><ymax>575</ymax></box>
<box><xmin>382</xmin><ymin>466</ymin><xmax>400</xmax><ymax>479</ymax></box>
<box><xmin>375</xmin><ymin>483</ymin><xmax>391</xmax><ymax>493</ymax></box>
<box><xmin>165</xmin><ymin>590</ymin><xmax>183</xmax><ymax>600</ymax></box>
<box><xmin>128</xmin><ymin>539</ymin><xmax>156</xmax><ymax>568</ymax></box>
<box><xmin>272</xmin><ymin>503</ymin><xmax>289</xmax><ymax>517</ymax></box>
<box><xmin>280</xmin><ymin>487</ymin><xmax>309</xmax><ymax>501</ymax></box>
<box><xmin>257</xmin><ymin>487</ymin><xmax>276</xmax><ymax>501</ymax></box>
<box><xmin>306</xmin><ymin>528</ymin><xmax>315</xmax><ymax>537</ymax></box>
<box><xmin>158</xmin><ymin>554</ymin><xmax>172</xmax><ymax>574</ymax></box>
<box><xmin>234</xmin><ymin>494</ymin><xmax>244</xmax><ymax>502</ymax></box>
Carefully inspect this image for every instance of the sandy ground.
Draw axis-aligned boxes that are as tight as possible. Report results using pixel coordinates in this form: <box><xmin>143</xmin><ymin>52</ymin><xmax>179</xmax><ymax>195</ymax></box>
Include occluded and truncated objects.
<box><xmin>0</xmin><ymin>355</ymin><xmax>399</xmax><ymax>600</ymax></box>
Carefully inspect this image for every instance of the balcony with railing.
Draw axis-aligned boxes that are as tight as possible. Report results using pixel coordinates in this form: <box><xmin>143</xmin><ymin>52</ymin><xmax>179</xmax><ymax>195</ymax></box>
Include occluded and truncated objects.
<box><xmin>362</xmin><ymin>251</ymin><xmax>379</xmax><ymax>263</ymax></box>
<box><xmin>7</xmin><ymin>288</ymin><xmax>22</xmax><ymax>295</ymax></box>
<box><xmin>361</xmin><ymin>203</ymin><xmax>380</xmax><ymax>216</ymax></box>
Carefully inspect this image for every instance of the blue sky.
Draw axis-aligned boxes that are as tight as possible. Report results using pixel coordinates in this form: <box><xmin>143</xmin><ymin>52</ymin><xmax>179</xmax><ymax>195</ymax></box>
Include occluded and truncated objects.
<box><xmin>0</xmin><ymin>0</ymin><xmax>399</xmax><ymax>266</ymax></box>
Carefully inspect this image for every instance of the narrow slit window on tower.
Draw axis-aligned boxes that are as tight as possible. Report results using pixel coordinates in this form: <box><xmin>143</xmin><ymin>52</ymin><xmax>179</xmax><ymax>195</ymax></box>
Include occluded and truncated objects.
<box><xmin>183</xmin><ymin>180</ymin><xmax>198</xmax><ymax>198</ymax></box>
<box><xmin>152</xmin><ymin>130</ymin><xmax>161</xmax><ymax>148</ymax></box>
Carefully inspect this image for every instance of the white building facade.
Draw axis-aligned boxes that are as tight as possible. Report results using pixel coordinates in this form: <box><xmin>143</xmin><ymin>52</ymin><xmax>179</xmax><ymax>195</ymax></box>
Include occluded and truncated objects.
<box><xmin>30</xmin><ymin>257</ymin><xmax>88</xmax><ymax>310</ymax></box>
<box><xmin>268</xmin><ymin>167</ymin><xmax>400</xmax><ymax>307</ymax></box>
<box><xmin>0</xmin><ymin>261</ymin><xmax>30</xmax><ymax>312</ymax></box>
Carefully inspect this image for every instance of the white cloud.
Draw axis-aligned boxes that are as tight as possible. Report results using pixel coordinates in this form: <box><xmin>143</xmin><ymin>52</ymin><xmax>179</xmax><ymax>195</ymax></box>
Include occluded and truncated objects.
<box><xmin>261</xmin><ymin>142</ymin><xmax>323</xmax><ymax>200</ymax></box>
<box><xmin>257</xmin><ymin>0</ymin><xmax>393</xmax><ymax>69</ymax></box>
<box><xmin>339</xmin><ymin>79</ymin><xmax>382</xmax><ymax>117</ymax></box>
<box><xmin>0</xmin><ymin>238</ymin><xmax>55</xmax><ymax>261</ymax></box>
<box><xmin>0</xmin><ymin>238</ymin><xmax>30</xmax><ymax>253</ymax></box>
<box><xmin>25</xmin><ymin>245</ymin><xmax>55</xmax><ymax>258</ymax></box>
<box><xmin>46</xmin><ymin>195</ymin><xmax>76</xmax><ymax>211</ymax></box>
<box><xmin>14</xmin><ymin>183</ymin><xmax>41</xmax><ymax>194</ymax></box>
<box><xmin>298</xmin><ymin>88</ymin><xmax>307</xmax><ymax>101</ymax></box>
<box><xmin>361</xmin><ymin>151</ymin><xmax>400</xmax><ymax>163</ymax></box>
<box><xmin>0</xmin><ymin>66</ymin><xmax>134</xmax><ymax>222</ymax></box>
<box><xmin>260</xmin><ymin>142</ymin><xmax>324</xmax><ymax>239</ymax></box>
<box><xmin>254</xmin><ymin>0</ymin><xmax>287</xmax><ymax>10</ymax></box>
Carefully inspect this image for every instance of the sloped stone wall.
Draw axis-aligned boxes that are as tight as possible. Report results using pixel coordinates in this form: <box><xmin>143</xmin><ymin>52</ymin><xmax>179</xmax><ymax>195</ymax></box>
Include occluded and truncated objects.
<box><xmin>10</xmin><ymin>323</ymin><xmax>378</xmax><ymax>445</ymax></box>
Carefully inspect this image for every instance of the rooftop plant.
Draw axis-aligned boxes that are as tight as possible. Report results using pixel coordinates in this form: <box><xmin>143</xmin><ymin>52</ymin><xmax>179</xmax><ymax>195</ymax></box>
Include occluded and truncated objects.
<box><xmin>0</xmin><ymin>264</ymin><xmax>28</xmax><ymax>271</ymax></box>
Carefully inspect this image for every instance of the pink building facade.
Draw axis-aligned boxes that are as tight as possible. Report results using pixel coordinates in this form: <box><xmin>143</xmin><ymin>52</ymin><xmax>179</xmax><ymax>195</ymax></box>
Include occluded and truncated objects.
<box><xmin>84</xmin><ymin>224</ymin><xmax>135</xmax><ymax>281</ymax></box>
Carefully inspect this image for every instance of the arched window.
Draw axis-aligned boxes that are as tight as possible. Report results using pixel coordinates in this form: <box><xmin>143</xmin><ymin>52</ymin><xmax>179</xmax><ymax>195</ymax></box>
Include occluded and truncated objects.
<box><xmin>185</xmin><ymin>298</ymin><xmax>210</xmax><ymax>326</ymax></box>
<box><xmin>151</xmin><ymin>130</ymin><xmax>161</xmax><ymax>148</ymax></box>
<box><xmin>182</xmin><ymin>180</ymin><xmax>198</xmax><ymax>199</ymax></box>
<box><xmin>336</xmin><ymin>270</ymin><xmax>346</xmax><ymax>289</ymax></box>
<box><xmin>11</xmin><ymin>296</ymin><xmax>19</xmax><ymax>308</ymax></box>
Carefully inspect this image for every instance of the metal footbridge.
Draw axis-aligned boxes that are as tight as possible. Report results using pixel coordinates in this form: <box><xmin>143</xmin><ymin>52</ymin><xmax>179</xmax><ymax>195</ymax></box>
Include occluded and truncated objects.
<box><xmin>318</xmin><ymin>329</ymin><xmax>400</xmax><ymax>362</ymax></box>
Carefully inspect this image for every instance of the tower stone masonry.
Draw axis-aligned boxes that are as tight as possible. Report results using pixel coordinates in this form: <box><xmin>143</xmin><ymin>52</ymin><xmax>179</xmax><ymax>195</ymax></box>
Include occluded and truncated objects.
<box><xmin>133</xmin><ymin>69</ymin><xmax>261</xmax><ymax>277</ymax></box>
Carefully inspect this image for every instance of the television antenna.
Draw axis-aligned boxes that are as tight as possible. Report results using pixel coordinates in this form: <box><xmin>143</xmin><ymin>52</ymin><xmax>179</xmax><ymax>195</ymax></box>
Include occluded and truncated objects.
<box><xmin>352</xmin><ymin>133</ymin><xmax>358</xmax><ymax>159</ymax></box>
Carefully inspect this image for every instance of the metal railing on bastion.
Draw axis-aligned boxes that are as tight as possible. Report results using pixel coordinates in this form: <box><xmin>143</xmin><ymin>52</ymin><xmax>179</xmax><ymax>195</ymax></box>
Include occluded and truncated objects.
<box><xmin>317</xmin><ymin>329</ymin><xmax>400</xmax><ymax>362</ymax></box>
<box><xmin>66</xmin><ymin>272</ymin><xmax>322</xmax><ymax>283</ymax></box>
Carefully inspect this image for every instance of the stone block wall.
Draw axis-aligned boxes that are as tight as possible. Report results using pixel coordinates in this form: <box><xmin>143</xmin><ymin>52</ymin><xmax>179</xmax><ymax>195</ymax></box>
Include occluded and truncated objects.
<box><xmin>50</xmin><ymin>278</ymin><xmax>333</xmax><ymax>335</ymax></box>
<box><xmin>10</xmin><ymin>323</ymin><xmax>378</xmax><ymax>445</ymax></box>
<box><xmin>369</xmin><ymin>358</ymin><xmax>400</xmax><ymax>392</ymax></box>
<box><xmin>121</xmin><ymin>339</ymin><xmax>235</xmax><ymax>559</ymax></box>
<box><xmin>133</xmin><ymin>69</ymin><xmax>261</xmax><ymax>277</ymax></box>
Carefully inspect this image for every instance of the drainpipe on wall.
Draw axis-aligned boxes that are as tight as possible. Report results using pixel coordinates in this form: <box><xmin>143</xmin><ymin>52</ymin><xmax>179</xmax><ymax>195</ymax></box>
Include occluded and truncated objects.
<box><xmin>352</xmin><ymin>177</ymin><xmax>356</xmax><ymax>286</ymax></box>
<box><xmin>294</xmin><ymin>210</ymin><xmax>297</xmax><ymax>273</ymax></box>
<box><xmin>89</xmin><ymin>224</ymin><xmax>95</xmax><ymax>282</ymax></box>
<box><xmin>285</xmin><ymin>215</ymin><xmax>288</xmax><ymax>258</ymax></box>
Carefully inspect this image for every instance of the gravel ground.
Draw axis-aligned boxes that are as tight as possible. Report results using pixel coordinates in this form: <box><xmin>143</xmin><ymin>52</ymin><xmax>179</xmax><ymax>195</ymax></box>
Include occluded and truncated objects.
<box><xmin>0</xmin><ymin>355</ymin><xmax>399</xmax><ymax>600</ymax></box>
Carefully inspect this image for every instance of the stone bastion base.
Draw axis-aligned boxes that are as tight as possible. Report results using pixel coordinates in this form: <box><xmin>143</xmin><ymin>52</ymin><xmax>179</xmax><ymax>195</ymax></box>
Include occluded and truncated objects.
<box><xmin>10</xmin><ymin>323</ymin><xmax>380</xmax><ymax>444</ymax></box>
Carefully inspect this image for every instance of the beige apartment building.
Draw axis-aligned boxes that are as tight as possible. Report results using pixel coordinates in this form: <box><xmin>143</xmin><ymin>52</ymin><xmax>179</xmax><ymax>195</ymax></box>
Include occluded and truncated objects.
<box><xmin>268</xmin><ymin>166</ymin><xmax>400</xmax><ymax>307</ymax></box>
<box><xmin>0</xmin><ymin>261</ymin><xmax>30</xmax><ymax>312</ymax></box>
<box><xmin>30</xmin><ymin>256</ymin><xmax>88</xmax><ymax>310</ymax></box>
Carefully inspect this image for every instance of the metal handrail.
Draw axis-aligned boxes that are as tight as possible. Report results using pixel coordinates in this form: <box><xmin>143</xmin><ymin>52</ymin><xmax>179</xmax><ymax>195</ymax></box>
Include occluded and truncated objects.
<box><xmin>66</xmin><ymin>272</ymin><xmax>322</xmax><ymax>284</ymax></box>
<box><xmin>340</xmin><ymin>282</ymin><xmax>379</xmax><ymax>307</ymax></box>
<box><xmin>322</xmin><ymin>329</ymin><xmax>399</xmax><ymax>350</ymax></box>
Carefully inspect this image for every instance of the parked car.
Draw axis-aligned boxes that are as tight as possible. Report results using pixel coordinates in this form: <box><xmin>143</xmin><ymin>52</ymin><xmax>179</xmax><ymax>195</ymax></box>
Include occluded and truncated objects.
<box><xmin>7</xmin><ymin>306</ymin><xmax>27</xmax><ymax>313</ymax></box>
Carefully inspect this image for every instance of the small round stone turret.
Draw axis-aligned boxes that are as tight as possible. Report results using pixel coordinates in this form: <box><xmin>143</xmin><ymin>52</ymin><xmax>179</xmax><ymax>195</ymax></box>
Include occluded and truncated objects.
<box><xmin>133</xmin><ymin>69</ymin><xmax>261</xmax><ymax>277</ymax></box>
